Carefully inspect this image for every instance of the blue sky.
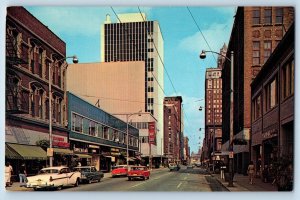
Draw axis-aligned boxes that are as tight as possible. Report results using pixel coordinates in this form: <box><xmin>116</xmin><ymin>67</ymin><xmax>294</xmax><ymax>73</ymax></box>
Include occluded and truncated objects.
<box><xmin>25</xmin><ymin>6</ymin><xmax>235</xmax><ymax>154</ymax></box>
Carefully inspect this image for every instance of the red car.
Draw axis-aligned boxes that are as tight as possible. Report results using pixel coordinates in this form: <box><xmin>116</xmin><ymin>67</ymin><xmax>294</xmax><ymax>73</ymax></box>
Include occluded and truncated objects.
<box><xmin>127</xmin><ymin>166</ymin><xmax>150</xmax><ymax>181</ymax></box>
<box><xmin>111</xmin><ymin>165</ymin><xmax>129</xmax><ymax>177</ymax></box>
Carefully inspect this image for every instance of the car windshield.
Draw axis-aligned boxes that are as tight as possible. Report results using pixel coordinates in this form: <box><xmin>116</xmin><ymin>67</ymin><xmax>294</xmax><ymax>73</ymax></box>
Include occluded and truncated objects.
<box><xmin>39</xmin><ymin>169</ymin><xmax>59</xmax><ymax>174</ymax></box>
<box><xmin>74</xmin><ymin>168</ymin><xmax>90</xmax><ymax>172</ymax></box>
<box><xmin>131</xmin><ymin>167</ymin><xmax>144</xmax><ymax>170</ymax></box>
<box><xmin>112</xmin><ymin>166</ymin><xmax>126</xmax><ymax>170</ymax></box>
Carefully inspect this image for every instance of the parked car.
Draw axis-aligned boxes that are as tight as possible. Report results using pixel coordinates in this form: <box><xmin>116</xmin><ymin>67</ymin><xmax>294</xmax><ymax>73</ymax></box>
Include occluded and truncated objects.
<box><xmin>74</xmin><ymin>166</ymin><xmax>104</xmax><ymax>184</ymax></box>
<box><xmin>127</xmin><ymin>166</ymin><xmax>150</xmax><ymax>181</ymax></box>
<box><xmin>26</xmin><ymin>166</ymin><xmax>81</xmax><ymax>191</ymax></box>
<box><xmin>169</xmin><ymin>163</ymin><xmax>180</xmax><ymax>171</ymax></box>
<box><xmin>111</xmin><ymin>165</ymin><xmax>129</xmax><ymax>177</ymax></box>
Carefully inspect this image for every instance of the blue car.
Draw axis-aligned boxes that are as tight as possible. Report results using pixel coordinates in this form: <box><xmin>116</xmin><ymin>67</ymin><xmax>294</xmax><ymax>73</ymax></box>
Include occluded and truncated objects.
<box><xmin>74</xmin><ymin>166</ymin><xmax>104</xmax><ymax>184</ymax></box>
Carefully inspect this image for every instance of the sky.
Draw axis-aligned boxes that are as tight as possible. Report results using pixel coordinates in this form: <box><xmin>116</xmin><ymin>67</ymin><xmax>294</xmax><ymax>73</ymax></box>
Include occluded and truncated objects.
<box><xmin>1</xmin><ymin>1</ymin><xmax>300</xmax><ymax>200</ymax></box>
<box><xmin>23</xmin><ymin>6</ymin><xmax>235</xmax><ymax>154</ymax></box>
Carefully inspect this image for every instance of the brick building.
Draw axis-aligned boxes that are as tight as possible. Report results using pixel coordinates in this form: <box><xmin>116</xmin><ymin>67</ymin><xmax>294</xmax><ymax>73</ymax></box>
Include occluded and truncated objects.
<box><xmin>222</xmin><ymin>7</ymin><xmax>294</xmax><ymax>175</ymax></box>
<box><xmin>163</xmin><ymin>96</ymin><xmax>183</xmax><ymax>163</ymax></box>
<box><xmin>5</xmin><ymin>7</ymin><xmax>71</xmax><ymax>174</ymax></box>
<box><xmin>251</xmin><ymin>23</ymin><xmax>294</xmax><ymax>179</ymax></box>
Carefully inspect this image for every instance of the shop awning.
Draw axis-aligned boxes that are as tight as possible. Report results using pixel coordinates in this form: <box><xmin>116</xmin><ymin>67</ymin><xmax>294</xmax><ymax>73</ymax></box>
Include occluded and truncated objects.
<box><xmin>75</xmin><ymin>154</ymin><xmax>92</xmax><ymax>159</ymax></box>
<box><xmin>5</xmin><ymin>144</ymin><xmax>22</xmax><ymax>159</ymax></box>
<box><xmin>6</xmin><ymin>143</ymin><xmax>47</xmax><ymax>160</ymax></box>
<box><xmin>53</xmin><ymin>148</ymin><xmax>73</xmax><ymax>155</ymax></box>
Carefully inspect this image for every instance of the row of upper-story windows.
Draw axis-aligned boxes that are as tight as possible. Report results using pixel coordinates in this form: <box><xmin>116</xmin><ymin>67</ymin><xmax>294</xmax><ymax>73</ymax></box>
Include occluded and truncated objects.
<box><xmin>252</xmin><ymin>58</ymin><xmax>294</xmax><ymax>121</ymax></box>
<box><xmin>6</xmin><ymin>73</ymin><xmax>65</xmax><ymax>125</ymax></box>
<box><xmin>252</xmin><ymin>7</ymin><xmax>284</xmax><ymax>25</ymax></box>
<box><xmin>253</xmin><ymin>40</ymin><xmax>281</xmax><ymax>66</ymax></box>
<box><xmin>71</xmin><ymin>112</ymin><xmax>139</xmax><ymax>148</ymax></box>
<box><xmin>7</xmin><ymin>28</ymin><xmax>66</xmax><ymax>90</ymax></box>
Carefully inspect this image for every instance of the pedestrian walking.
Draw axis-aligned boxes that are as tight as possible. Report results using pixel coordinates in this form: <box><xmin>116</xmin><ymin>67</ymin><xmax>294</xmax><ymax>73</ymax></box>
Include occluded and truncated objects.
<box><xmin>5</xmin><ymin>162</ymin><xmax>13</xmax><ymax>187</ymax></box>
<box><xmin>247</xmin><ymin>161</ymin><xmax>255</xmax><ymax>185</ymax></box>
<box><xmin>19</xmin><ymin>163</ymin><xmax>27</xmax><ymax>187</ymax></box>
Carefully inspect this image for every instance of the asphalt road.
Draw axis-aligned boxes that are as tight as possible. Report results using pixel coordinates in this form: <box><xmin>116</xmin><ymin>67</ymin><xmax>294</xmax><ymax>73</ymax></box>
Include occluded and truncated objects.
<box><xmin>63</xmin><ymin>166</ymin><xmax>228</xmax><ymax>192</ymax></box>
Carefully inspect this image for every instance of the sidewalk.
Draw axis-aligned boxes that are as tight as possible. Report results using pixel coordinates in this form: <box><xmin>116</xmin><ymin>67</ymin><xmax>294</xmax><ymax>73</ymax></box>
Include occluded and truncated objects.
<box><xmin>6</xmin><ymin>167</ymin><xmax>167</xmax><ymax>191</ymax></box>
<box><xmin>214</xmin><ymin>173</ymin><xmax>278</xmax><ymax>192</ymax></box>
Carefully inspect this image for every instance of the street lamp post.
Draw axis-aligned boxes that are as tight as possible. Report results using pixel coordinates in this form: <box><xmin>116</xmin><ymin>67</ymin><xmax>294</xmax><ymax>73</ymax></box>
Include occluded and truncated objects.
<box><xmin>199</xmin><ymin>50</ymin><xmax>234</xmax><ymax>187</ymax></box>
<box><xmin>49</xmin><ymin>55</ymin><xmax>78</xmax><ymax>167</ymax></box>
<box><xmin>199</xmin><ymin>105</ymin><xmax>215</xmax><ymax>173</ymax></box>
<box><xmin>113</xmin><ymin>111</ymin><xmax>142</xmax><ymax>169</ymax></box>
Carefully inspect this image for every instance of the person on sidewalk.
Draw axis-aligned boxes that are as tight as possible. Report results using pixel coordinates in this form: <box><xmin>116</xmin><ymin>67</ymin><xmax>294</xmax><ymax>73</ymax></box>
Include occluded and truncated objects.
<box><xmin>19</xmin><ymin>163</ymin><xmax>27</xmax><ymax>187</ymax></box>
<box><xmin>5</xmin><ymin>162</ymin><xmax>13</xmax><ymax>187</ymax></box>
<box><xmin>247</xmin><ymin>161</ymin><xmax>255</xmax><ymax>185</ymax></box>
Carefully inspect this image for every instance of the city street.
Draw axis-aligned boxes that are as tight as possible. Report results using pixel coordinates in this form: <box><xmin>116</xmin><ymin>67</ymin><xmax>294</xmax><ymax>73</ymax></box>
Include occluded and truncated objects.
<box><xmin>63</xmin><ymin>166</ymin><xmax>228</xmax><ymax>192</ymax></box>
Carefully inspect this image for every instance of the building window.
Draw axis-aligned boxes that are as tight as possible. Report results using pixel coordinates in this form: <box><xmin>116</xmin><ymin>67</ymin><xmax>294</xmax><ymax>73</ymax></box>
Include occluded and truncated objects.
<box><xmin>275</xmin><ymin>8</ymin><xmax>284</xmax><ymax>24</ymax></box>
<box><xmin>30</xmin><ymin>44</ymin><xmax>35</xmax><ymax>74</ymax></box>
<box><xmin>38</xmin><ymin>48</ymin><xmax>43</xmax><ymax>77</ymax></box>
<box><xmin>74</xmin><ymin>114</ymin><xmax>83</xmax><ymax>133</ymax></box>
<box><xmin>264</xmin><ymin>41</ymin><xmax>272</xmax><ymax>63</ymax></box>
<box><xmin>264</xmin><ymin>8</ymin><xmax>272</xmax><ymax>24</ymax></box>
<box><xmin>253</xmin><ymin>41</ymin><xmax>260</xmax><ymax>65</ymax></box>
<box><xmin>148</xmin><ymin>98</ymin><xmax>154</xmax><ymax>104</ymax></box>
<box><xmin>38</xmin><ymin>90</ymin><xmax>44</xmax><ymax>119</ymax></box>
<box><xmin>252</xmin><ymin>94</ymin><xmax>262</xmax><ymax>121</ymax></box>
<box><xmin>264</xmin><ymin>78</ymin><xmax>278</xmax><ymax>112</ymax></box>
<box><xmin>253</xmin><ymin>9</ymin><xmax>261</xmax><ymax>24</ymax></box>
<box><xmin>148</xmin><ymin>87</ymin><xmax>154</xmax><ymax>92</ymax></box>
<box><xmin>89</xmin><ymin>121</ymin><xmax>96</xmax><ymax>136</ymax></box>
<box><xmin>282</xmin><ymin>58</ymin><xmax>295</xmax><ymax>99</ymax></box>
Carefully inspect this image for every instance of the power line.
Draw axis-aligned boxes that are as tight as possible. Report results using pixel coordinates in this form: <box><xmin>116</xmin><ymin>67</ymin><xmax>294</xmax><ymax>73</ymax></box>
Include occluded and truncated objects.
<box><xmin>110</xmin><ymin>6</ymin><xmax>166</xmax><ymax>97</ymax></box>
<box><xmin>137</xmin><ymin>6</ymin><xmax>178</xmax><ymax>95</ymax></box>
<box><xmin>186</xmin><ymin>6</ymin><xmax>217</xmax><ymax>63</ymax></box>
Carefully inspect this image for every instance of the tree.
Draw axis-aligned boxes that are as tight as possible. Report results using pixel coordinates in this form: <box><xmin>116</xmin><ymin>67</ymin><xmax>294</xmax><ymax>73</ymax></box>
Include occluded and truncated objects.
<box><xmin>36</xmin><ymin>139</ymin><xmax>50</xmax><ymax>151</ymax></box>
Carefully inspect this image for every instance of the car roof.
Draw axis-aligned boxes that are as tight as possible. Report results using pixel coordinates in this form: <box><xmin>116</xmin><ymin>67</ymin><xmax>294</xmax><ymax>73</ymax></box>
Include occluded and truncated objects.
<box><xmin>74</xmin><ymin>166</ymin><xmax>95</xmax><ymax>168</ymax></box>
<box><xmin>41</xmin><ymin>166</ymin><xmax>68</xmax><ymax>170</ymax></box>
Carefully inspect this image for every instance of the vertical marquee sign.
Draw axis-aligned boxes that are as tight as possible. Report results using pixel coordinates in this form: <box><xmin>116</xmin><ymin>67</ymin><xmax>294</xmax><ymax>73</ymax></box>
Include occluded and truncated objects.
<box><xmin>148</xmin><ymin>121</ymin><xmax>156</xmax><ymax>144</ymax></box>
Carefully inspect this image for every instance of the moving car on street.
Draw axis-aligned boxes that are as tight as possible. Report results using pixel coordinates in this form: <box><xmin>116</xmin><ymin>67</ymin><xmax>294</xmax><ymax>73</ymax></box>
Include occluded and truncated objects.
<box><xmin>127</xmin><ymin>166</ymin><xmax>150</xmax><ymax>181</ymax></box>
<box><xmin>111</xmin><ymin>165</ymin><xmax>129</xmax><ymax>177</ymax></box>
<box><xmin>74</xmin><ymin>166</ymin><xmax>104</xmax><ymax>183</ymax></box>
<box><xmin>169</xmin><ymin>163</ymin><xmax>180</xmax><ymax>171</ymax></box>
<box><xmin>26</xmin><ymin>166</ymin><xmax>81</xmax><ymax>191</ymax></box>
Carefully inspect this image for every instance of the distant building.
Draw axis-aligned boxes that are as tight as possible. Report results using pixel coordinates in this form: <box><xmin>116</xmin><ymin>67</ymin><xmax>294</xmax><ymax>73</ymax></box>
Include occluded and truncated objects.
<box><xmin>222</xmin><ymin>7</ymin><xmax>294</xmax><ymax>175</ymax></box>
<box><xmin>251</xmin><ymin>23</ymin><xmax>294</xmax><ymax>177</ymax></box>
<box><xmin>100</xmin><ymin>13</ymin><xmax>165</xmax><ymax>155</ymax></box>
<box><xmin>163</xmin><ymin>96</ymin><xmax>183</xmax><ymax>163</ymax></box>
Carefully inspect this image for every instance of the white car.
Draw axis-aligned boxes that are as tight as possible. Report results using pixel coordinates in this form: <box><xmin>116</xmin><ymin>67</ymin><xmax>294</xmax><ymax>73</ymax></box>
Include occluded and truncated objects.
<box><xmin>26</xmin><ymin>166</ymin><xmax>81</xmax><ymax>190</ymax></box>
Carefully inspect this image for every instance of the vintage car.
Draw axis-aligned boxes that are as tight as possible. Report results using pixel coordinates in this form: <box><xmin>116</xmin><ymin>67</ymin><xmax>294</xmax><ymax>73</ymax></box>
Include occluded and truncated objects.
<box><xmin>111</xmin><ymin>165</ymin><xmax>129</xmax><ymax>177</ymax></box>
<box><xmin>74</xmin><ymin>166</ymin><xmax>104</xmax><ymax>183</ymax></box>
<box><xmin>127</xmin><ymin>166</ymin><xmax>150</xmax><ymax>181</ymax></box>
<box><xmin>26</xmin><ymin>166</ymin><xmax>81</xmax><ymax>190</ymax></box>
<box><xmin>169</xmin><ymin>163</ymin><xmax>180</xmax><ymax>171</ymax></box>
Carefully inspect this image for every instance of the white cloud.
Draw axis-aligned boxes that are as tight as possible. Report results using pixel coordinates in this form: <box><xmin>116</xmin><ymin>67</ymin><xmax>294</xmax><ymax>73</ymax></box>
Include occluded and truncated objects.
<box><xmin>178</xmin><ymin>19</ymin><xmax>233</xmax><ymax>54</ymax></box>
<box><xmin>27</xmin><ymin>6</ymin><xmax>153</xmax><ymax>37</ymax></box>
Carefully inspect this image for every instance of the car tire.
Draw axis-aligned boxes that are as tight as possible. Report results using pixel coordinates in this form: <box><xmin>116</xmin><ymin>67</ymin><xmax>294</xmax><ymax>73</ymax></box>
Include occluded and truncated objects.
<box><xmin>74</xmin><ymin>179</ymin><xmax>79</xmax><ymax>187</ymax></box>
<box><xmin>88</xmin><ymin>179</ymin><xmax>92</xmax><ymax>184</ymax></box>
<box><xmin>142</xmin><ymin>177</ymin><xmax>145</xmax><ymax>181</ymax></box>
<box><xmin>98</xmin><ymin>178</ymin><xmax>101</xmax><ymax>182</ymax></box>
<box><xmin>57</xmin><ymin>186</ymin><xmax>62</xmax><ymax>191</ymax></box>
<box><xmin>128</xmin><ymin>177</ymin><xmax>131</xmax><ymax>181</ymax></box>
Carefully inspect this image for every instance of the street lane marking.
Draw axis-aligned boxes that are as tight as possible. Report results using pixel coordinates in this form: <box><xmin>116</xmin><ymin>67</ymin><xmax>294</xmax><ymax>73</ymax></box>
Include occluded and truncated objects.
<box><xmin>177</xmin><ymin>182</ymin><xmax>182</xmax><ymax>188</ymax></box>
<box><xmin>131</xmin><ymin>182</ymin><xmax>146</xmax><ymax>188</ymax></box>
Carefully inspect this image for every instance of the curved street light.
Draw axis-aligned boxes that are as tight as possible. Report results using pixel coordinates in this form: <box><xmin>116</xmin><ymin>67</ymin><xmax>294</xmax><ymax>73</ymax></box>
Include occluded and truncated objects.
<box><xmin>49</xmin><ymin>55</ymin><xmax>78</xmax><ymax>167</ymax></box>
<box><xmin>199</xmin><ymin>49</ymin><xmax>234</xmax><ymax>187</ymax></box>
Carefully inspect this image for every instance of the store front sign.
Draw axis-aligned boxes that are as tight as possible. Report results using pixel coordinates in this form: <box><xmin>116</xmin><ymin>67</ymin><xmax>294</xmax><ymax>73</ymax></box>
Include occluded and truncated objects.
<box><xmin>52</xmin><ymin>136</ymin><xmax>70</xmax><ymax>148</ymax></box>
<box><xmin>148</xmin><ymin>121</ymin><xmax>156</xmax><ymax>144</ymax></box>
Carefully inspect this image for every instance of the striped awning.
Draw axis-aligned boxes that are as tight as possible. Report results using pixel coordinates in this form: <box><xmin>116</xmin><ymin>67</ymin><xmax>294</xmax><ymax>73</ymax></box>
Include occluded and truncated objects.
<box><xmin>53</xmin><ymin>148</ymin><xmax>73</xmax><ymax>155</ymax></box>
<box><xmin>5</xmin><ymin>144</ymin><xmax>22</xmax><ymax>159</ymax></box>
<box><xmin>6</xmin><ymin>143</ymin><xmax>47</xmax><ymax>160</ymax></box>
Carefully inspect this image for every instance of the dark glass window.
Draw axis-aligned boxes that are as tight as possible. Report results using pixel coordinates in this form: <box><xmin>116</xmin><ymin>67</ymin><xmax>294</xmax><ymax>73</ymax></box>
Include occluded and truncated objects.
<box><xmin>253</xmin><ymin>9</ymin><xmax>260</xmax><ymax>24</ymax></box>
<box><xmin>275</xmin><ymin>8</ymin><xmax>283</xmax><ymax>24</ymax></box>
<box><xmin>252</xmin><ymin>41</ymin><xmax>260</xmax><ymax>65</ymax></box>
<box><xmin>264</xmin><ymin>8</ymin><xmax>272</xmax><ymax>24</ymax></box>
